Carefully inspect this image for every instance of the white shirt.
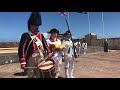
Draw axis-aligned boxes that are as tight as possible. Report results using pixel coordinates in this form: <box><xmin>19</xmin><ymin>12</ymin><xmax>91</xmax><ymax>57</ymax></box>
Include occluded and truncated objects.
<box><xmin>46</xmin><ymin>38</ymin><xmax>61</xmax><ymax>47</ymax></box>
<box><xmin>46</xmin><ymin>37</ymin><xmax>63</xmax><ymax>63</ymax></box>
<box><xmin>74</xmin><ymin>42</ymin><xmax>81</xmax><ymax>48</ymax></box>
<box><xmin>62</xmin><ymin>38</ymin><xmax>74</xmax><ymax>56</ymax></box>
<box><xmin>82</xmin><ymin>43</ymin><xmax>87</xmax><ymax>50</ymax></box>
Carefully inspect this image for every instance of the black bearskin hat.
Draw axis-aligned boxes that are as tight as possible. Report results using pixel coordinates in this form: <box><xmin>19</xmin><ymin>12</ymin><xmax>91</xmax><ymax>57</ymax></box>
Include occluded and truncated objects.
<box><xmin>47</xmin><ymin>28</ymin><xmax>59</xmax><ymax>34</ymax></box>
<box><xmin>28</xmin><ymin>12</ymin><xmax>42</xmax><ymax>26</ymax></box>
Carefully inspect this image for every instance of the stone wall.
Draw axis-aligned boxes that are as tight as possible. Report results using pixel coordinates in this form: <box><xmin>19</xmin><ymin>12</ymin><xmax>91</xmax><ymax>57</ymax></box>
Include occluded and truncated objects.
<box><xmin>90</xmin><ymin>38</ymin><xmax>120</xmax><ymax>50</ymax></box>
<box><xmin>0</xmin><ymin>42</ymin><xmax>19</xmax><ymax>48</ymax></box>
<box><xmin>107</xmin><ymin>38</ymin><xmax>120</xmax><ymax>50</ymax></box>
<box><xmin>80</xmin><ymin>46</ymin><xmax>103</xmax><ymax>54</ymax></box>
<box><xmin>91</xmin><ymin>39</ymin><xmax>104</xmax><ymax>46</ymax></box>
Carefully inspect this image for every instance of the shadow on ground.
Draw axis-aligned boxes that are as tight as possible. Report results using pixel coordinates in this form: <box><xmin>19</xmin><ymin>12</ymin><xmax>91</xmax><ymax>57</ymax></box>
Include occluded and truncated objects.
<box><xmin>58</xmin><ymin>76</ymin><xmax>64</xmax><ymax>78</ymax></box>
<box><xmin>14</xmin><ymin>72</ymin><xmax>27</xmax><ymax>76</ymax></box>
<box><xmin>14</xmin><ymin>72</ymin><xmax>64</xmax><ymax>78</ymax></box>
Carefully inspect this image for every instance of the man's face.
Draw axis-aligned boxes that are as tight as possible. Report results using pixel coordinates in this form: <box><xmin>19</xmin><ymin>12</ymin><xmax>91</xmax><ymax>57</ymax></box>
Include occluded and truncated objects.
<box><xmin>51</xmin><ymin>33</ymin><xmax>58</xmax><ymax>37</ymax></box>
<box><xmin>66</xmin><ymin>33</ymin><xmax>71</xmax><ymax>38</ymax></box>
<box><xmin>30</xmin><ymin>25</ymin><xmax>39</xmax><ymax>34</ymax></box>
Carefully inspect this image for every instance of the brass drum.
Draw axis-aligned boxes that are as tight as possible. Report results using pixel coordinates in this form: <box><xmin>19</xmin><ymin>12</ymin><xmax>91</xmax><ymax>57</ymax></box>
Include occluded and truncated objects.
<box><xmin>38</xmin><ymin>59</ymin><xmax>56</xmax><ymax>78</ymax></box>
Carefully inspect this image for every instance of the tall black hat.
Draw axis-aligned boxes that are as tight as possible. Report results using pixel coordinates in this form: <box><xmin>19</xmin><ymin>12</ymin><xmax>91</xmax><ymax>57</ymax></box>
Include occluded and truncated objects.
<box><xmin>47</xmin><ymin>28</ymin><xmax>59</xmax><ymax>34</ymax></box>
<box><xmin>28</xmin><ymin>12</ymin><xmax>42</xmax><ymax>26</ymax></box>
<box><xmin>64</xmin><ymin>30</ymin><xmax>72</xmax><ymax>36</ymax></box>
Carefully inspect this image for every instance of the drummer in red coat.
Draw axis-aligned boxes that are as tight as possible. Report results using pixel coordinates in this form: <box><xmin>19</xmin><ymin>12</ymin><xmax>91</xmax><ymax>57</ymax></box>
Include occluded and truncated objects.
<box><xmin>18</xmin><ymin>12</ymin><xmax>52</xmax><ymax>78</ymax></box>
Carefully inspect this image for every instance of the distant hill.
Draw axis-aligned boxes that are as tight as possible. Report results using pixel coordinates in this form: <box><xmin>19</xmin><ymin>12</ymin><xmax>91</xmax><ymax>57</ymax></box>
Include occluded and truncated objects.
<box><xmin>0</xmin><ymin>42</ymin><xmax>19</xmax><ymax>48</ymax></box>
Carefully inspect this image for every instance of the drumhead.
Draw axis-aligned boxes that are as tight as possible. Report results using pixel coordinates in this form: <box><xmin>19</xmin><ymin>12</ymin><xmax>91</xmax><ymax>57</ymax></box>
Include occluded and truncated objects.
<box><xmin>39</xmin><ymin>59</ymin><xmax>55</xmax><ymax>71</ymax></box>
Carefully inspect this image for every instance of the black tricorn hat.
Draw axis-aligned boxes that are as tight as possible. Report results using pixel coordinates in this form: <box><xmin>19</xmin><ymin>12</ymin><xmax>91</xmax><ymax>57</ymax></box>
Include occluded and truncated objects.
<box><xmin>47</xmin><ymin>28</ymin><xmax>59</xmax><ymax>34</ymax></box>
<box><xmin>28</xmin><ymin>12</ymin><xmax>42</xmax><ymax>26</ymax></box>
<box><xmin>64</xmin><ymin>30</ymin><xmax>72</xmax><ymax>36</ymax></box>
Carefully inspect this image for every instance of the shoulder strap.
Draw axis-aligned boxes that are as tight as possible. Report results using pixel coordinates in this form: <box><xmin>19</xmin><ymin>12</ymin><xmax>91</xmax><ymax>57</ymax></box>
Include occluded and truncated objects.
<box><xmin>25</xmin><ymin>32</ymin><xmax>44</xmax><ymax>58</ymax></box>
<box><xmin>31</xmin><ymin>34</ymin><xmax>45</xmax><ymax>58</ymax></box>
<box><xmin>31</xmin><ymin>35</ymin><xmax>44</xmax><ymax>50</ymax></box>
<box><xmin>38</xmin><ymin>32</ymin><xmax>42</xmax><ymax>42</ymax></box>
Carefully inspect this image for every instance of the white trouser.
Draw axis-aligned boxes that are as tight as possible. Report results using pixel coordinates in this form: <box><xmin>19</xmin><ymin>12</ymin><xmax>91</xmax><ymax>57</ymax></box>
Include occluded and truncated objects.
<box><xmin>83</xmin><ymin>49</ymin><xmax>87</xmax><ymax>55</ymax></box>
<box><xmin>52</xmin><ymin>52</ymin><xmax>62</xmax><ymax>77</ymax></box>
<box><xmin>64</xmin><ymin>54</ymin><xmax>74</xmax><ymax>78</ymax></box>
<box><xmin>76</xmin><ymin>47</ymin><xmax>81</xmax><ymax>56</ymax></box>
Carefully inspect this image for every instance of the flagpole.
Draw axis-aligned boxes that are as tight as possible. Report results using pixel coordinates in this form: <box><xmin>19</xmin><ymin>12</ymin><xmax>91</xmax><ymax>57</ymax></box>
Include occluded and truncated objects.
<box><xmin>87</xmin><ymin>12</ymin><xmax>91</xmax><ymax>42</ymax></box>
<box><xmin>67</xmin><ymin>12</ymin><xmax>71</xmax><ymax>31</ymax></box>
<box><xmin>65</xmin><ymin>15</ymin><xmax>70</xmax><ymax>31</ymax></box>
<box><xmin>102</xmin><ymin>12</ymin><xmax>105</xmax><ymax>43</ymax></box>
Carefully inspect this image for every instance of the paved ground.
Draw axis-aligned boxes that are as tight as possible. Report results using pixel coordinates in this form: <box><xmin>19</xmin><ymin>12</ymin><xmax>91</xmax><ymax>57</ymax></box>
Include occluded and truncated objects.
<box><xmin>0</xmin><ymin>48</ymin><xmax>18</xmax><ymax>54</ymax></box>
<box><xmin>0</xmin><ymin>50</ymin><xmax>120</xmax><ymax>78</ymax></box>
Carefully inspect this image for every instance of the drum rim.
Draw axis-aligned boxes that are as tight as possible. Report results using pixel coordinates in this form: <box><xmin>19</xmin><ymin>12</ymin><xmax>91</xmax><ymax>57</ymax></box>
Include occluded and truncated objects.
<box><xmin>39</xmin><ymin>59</ymin><xmax>55</xmax><ymax>72</ymax></box>
<box><xmin>39</xmin><ymin>64</ymin><xmax>55</xmax><ymax>72</ymax></box>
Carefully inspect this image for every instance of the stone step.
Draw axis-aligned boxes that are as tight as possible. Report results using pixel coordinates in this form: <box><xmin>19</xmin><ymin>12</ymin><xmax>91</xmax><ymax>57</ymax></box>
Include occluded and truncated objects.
<box><xmin>0</xmin><ymin>53</ymin><xmax>19</xmax><ymax>65</ymax></box>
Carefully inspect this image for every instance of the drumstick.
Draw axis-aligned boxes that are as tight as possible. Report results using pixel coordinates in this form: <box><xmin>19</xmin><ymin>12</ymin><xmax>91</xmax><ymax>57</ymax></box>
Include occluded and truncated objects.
<box><xmin>25</xmin><ymin>53</ymin><xmax>53</xmax><ymax>69</ymax></box>
<box><xmin>25</xmin><ymin>57</ymin><xmax>49</xmax><ymax>69</ymax></box>
<box><xmin>37</xmin><ymin>56</ymin><xmax>49</xmax><ymax>67</ymax></box>
<box><xmin>25</xmin><ymin>67</ymin><xmax>37</xmax><ymax>69</ymax></box>
<box><xmin>24</xmin><ymin>57</ymin><xmax>50</xmax><ymax>69</ymax></box>
<box><xmin>37</xmin><ymin>52</ymin><xmax>53</xmax><ymax>67</ymax></box>
<box><xmin>25</xmin><ymin>62</ymin><xmax>53</xmax><ymax>69</ymax></box>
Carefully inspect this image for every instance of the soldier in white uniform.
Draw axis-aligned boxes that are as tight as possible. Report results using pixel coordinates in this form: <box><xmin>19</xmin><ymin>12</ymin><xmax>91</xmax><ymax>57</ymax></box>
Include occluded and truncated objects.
<box><xmin>46</xmin><ymin>28</ymin><xmax>64</xmax><ymax>78</ymax></box>
<box><xmin>74</xmin><ymin>39</ymin><xmax>81</xmax><ymax>57</ymax></box>
<box><xmin>62</xmin><ymin>31</ymin><xmax>74</xmax><ymax>78</ymax></box>
<box><xmin>82</xmin><ymin>39</ymin><xmax>87</xmax><ymax>55</ymax></box>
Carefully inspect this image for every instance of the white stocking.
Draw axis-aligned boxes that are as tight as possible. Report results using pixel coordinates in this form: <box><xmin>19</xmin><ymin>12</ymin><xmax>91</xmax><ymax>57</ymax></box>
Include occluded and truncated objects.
<box><xmin>65</xmin><ymin>68</ymin><xmax>69</xmax><ymax>78</ymax></box>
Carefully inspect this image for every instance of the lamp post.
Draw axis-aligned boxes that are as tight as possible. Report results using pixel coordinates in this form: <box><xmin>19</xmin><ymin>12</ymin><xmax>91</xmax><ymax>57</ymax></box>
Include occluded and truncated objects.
<box><xmin>87</xmin><ymin>12</ymin><xmax>91</xmax><ymax>45</ymax></box>
<box><xmin>102</xmin><ymin>12</ymin><xmax>105</xmax><ymax>43</ymax></box>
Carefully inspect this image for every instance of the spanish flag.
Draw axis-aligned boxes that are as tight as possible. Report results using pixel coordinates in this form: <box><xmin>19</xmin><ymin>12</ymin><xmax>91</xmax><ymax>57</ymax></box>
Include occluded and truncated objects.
<box><xmin>59</xmin><ymin>12</ymin><xmax>67</xmax><ymax>16</ymax></box>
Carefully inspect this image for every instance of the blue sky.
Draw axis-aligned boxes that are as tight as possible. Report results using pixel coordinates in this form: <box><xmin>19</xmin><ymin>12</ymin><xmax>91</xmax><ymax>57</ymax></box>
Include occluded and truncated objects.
<box><xmin>0</xmin><ymin>12</ymin><xmax>120</xmax><ymax>42</ymax></box>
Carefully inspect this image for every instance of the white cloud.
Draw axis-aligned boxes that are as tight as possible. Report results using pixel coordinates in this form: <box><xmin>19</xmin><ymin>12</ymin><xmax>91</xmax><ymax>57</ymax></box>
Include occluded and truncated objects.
<box><xmin>42</xmin><ymin>33</ymin><xmax>50</xmax><ymax>39</ymax></box>
<box><xmin>18</xmin><ymin>36</ymin><xmax>21</xmax><ymax>41</ymax></box>
<box><xmin>72</xmin><ymin>35</ymin><xmax>78</xmax><ymax>39</ymax></box>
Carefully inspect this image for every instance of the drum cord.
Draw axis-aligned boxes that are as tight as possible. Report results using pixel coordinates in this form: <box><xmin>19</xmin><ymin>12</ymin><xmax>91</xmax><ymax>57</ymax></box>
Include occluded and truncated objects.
<box><xmin>49</xmin><ymin>69</ymin><xmax>53</xmax><ymax>78</ymax></box>
<box><xmin>41</xmin><ymin>71</ymin><xmax>45</xmax><ymax>78</ymax></box>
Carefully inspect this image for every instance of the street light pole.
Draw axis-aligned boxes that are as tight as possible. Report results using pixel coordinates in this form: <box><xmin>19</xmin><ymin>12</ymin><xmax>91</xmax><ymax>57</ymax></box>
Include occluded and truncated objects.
<box><xmin>87</xmin><ymin>12</ymin><xmax>91</xmax><ymax>44</ymax></box>
<box><xmin>102</xmin><ymin>12</ymin><xmax>105</xmax><ymax>43</ymax></box>
<box><xmin>88</xmin><ymin>12</ymin><xmax>91</xmax><ymax>39</ymax></box>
